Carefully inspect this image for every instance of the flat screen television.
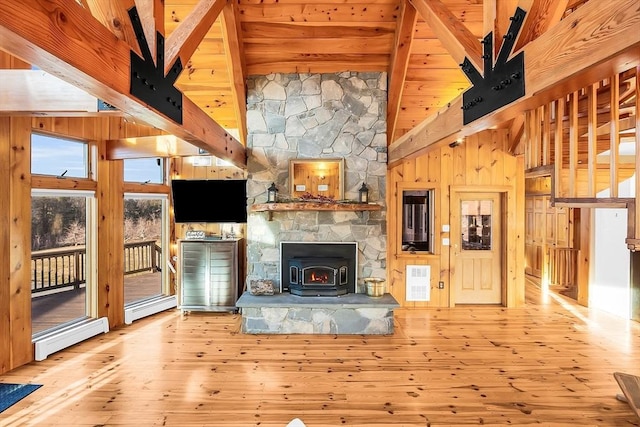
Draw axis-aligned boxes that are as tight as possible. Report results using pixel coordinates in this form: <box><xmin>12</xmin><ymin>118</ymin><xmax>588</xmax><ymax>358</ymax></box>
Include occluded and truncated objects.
<box><xmin>171</xmin><ymin>179</ymin><xmax>247</xmax><ymax>223</ymax></box>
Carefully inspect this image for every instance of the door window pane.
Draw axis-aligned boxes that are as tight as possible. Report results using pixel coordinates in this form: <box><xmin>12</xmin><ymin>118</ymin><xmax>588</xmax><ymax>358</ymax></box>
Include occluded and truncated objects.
<box><xmin>31</xmin><ymin>194</ymin><xmax>89</xmax><ymax>334</ymax></box>
<box><xmin>461</xmin><ymin>200</ymin><xmax>493</xmax><ymax>250</ymax></box>
<box><xmin>124</xmin><ymin>196</ymin><xmax>165</xmax><ymax>304</ymax></box>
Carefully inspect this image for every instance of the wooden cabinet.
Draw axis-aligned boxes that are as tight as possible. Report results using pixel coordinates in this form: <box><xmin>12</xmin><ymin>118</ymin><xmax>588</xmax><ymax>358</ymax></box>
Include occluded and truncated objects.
<box><xmin>178</xmin><ymin>239</ymin><xmax>245</xmax><ymax>312</ymax></box>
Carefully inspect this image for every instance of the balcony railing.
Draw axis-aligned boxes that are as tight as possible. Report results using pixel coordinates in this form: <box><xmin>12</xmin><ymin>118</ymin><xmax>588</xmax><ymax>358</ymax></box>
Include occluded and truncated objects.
<box><xmin>31</xmin><ymin>240</ymin><xmax>161</xmax><ymax>295</ymax></box>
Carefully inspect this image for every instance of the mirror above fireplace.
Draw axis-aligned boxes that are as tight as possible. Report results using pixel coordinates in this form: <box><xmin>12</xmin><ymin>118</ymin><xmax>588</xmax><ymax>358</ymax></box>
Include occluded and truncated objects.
<box><xmin>289</xmin><ymin>158</ymin><xmax>344</xmax><ymax>200</ymax></box>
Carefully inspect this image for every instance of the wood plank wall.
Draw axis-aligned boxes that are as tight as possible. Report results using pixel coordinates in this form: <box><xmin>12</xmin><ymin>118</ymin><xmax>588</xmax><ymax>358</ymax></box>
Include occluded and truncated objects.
<box><xmin>386</xmin><ymin>129</ymin><xmax>525</xmax><ymax>308</ymax></box>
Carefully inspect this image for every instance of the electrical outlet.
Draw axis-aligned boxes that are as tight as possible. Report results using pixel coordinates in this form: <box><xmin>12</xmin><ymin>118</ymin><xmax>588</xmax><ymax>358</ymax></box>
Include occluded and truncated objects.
<box><xmin>438</xmin><ymin>281</ymin><xmax>445</xmax><ymax>289</ymax></box>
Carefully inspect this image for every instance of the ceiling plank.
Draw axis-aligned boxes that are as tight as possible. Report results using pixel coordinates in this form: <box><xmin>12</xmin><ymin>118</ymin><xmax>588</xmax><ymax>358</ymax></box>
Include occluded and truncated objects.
<box><xmin>240</xmin><ymin>22</ymin><xmax>397</xmax><ymax>39</ymax></box>
<box><xmin>245</xmin><ymin>54</ymin><xmax>390</xmax><ymax>75</ymax></box>
<box><xmin>164</xmin><ymin>0</ymin><xmax>227</xmax><ymax>75</ymax></box>
<box><xmin>0</xmin><ymin>0</ymin><xmax>246</xmax><ymax>168</ymax></box>
<box><xmin>409</xmin><ymin>0</ymin><xmax>483</xmax><ymax>73</ymax></box>
<box><xmin>388</xmin><ymin>0</ymin><xmax>640</xmax><ymax>166</ymax></box>
<box><xmin>221</xmin><ymin>0</ymin><xmax>247</xmax><ymax>146</ymax></box>
<box><xmin>387</xmin><ymin>0</ymin><xmax>418</xmax><ymax>145</ymax></box>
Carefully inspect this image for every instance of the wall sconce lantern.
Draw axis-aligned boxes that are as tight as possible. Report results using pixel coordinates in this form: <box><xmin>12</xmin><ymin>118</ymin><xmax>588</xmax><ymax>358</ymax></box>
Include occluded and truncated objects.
<box><xmin>267</xmin><ymin>182</ymin><xmax>278</xmax><ymax>203</ymax></box>
<box><xmin>358</xmin><ymin>182</ymin><xmax>369</xmax><ymax>203</ymax></box>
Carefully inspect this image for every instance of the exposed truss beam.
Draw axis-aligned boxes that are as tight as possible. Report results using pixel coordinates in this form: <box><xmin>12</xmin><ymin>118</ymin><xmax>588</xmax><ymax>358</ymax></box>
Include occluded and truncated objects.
<box><xmin>409</xmin><ymin>0</ymin><xmax>483</xmax><ymax>73</ymax></box>
<box><xmin>134</xmin><ymin>0</ymin><xmax>165</xmax><ymax>64</ymax></box>
<box><xmin>483</xmin><ymin>0</ymin><xmax>520</xmax><ymax>57</ymax></box>
<box><xmin>387</xmin><ymin>0</ymin><xmax>417</xmax><ymax>145</ymax></box>
<box><xmin>107</xmin><ymin>135</ymin><xmax>201</xmax><ymax>159</ymax></box>
<box><xmin>164</xmin><ymin>0</ymin><xmax>227</xmax><ymax>76</ymax></box>
<box><xmin>0</xmin><ymin>0</ymin><xmax>246</xmax><ymax>168</ymax></box>
<box><xmin>389</xmin><ymin>0</ymin><xmax>640</xmax><ymax>166</ymax></box>
<box><xmin>84</xmin><ymin>0</ymin><xmax>141</xmax><ymax>58</ymax></box>
<box><xmin>515</xmin><ymin>0</ymin><xmax>570</xmax><ymax>52</ymax></box>
<box><xmin>221</xmin><ymin>0</ymin><xmax>247</xmax><ymax>146</ymax></box>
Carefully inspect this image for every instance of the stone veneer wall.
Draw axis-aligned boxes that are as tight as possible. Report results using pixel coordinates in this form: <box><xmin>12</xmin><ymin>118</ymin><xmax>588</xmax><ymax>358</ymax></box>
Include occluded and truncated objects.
<box><xmin>245</xmin><ymin>72</ymin><xmax>387</xmax><ymax>293</ymax></box>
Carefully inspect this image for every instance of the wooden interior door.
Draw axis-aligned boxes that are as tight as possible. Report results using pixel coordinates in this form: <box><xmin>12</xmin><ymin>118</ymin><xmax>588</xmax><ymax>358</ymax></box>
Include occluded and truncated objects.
<box><xmin>525</xmin><ymin>196</ymin><xmax>547</xmax><ymax>278</ymax></box>
<box><xmin>452</xmin><ymin>192</ymin><xmax>502</xmax><ymax>304</ymax></box>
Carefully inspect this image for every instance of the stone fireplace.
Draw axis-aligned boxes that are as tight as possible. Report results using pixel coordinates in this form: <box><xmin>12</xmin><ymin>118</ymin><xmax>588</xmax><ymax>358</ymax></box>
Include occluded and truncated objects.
<box><xmin>281</xmin><ymin>242</ymin><xmax>357</xmax><ymax>296</ymax></box>
<box><xmin>245</xmin><ymin>72</ymin><xmax>387</xmax><ymax>293</ymax></box>
<box><xmin>237</xmin><ymin>72</ymin><xmax>395</xmax><ymax>335</ymax></box>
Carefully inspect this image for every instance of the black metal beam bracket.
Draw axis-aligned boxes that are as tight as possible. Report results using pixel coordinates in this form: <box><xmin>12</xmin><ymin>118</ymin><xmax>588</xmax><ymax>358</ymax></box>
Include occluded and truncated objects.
<box><xmin>128</xmin><ymin>7</ymin><xmax>183</xmax><ymax>124</ymax></box>
<box><xmin>460</xmin><ymin>7</ymin><xmax>527</xmax><ymax>125</ymax></box>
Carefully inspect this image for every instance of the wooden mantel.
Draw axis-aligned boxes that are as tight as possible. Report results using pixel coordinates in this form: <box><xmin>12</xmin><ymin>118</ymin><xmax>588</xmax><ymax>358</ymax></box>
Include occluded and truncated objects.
<box><xmin>251</xmin><ymin>202</ymin><xmax>382</xmax><ymax>220</ymax></box>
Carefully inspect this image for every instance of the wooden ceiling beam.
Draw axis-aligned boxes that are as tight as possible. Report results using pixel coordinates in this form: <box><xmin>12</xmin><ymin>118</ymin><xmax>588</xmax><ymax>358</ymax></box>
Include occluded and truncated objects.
<box><xmin>0</xmin><ymin>0</ymin><xmax>246</xmax><ymax>168</ymax></box>
<box><xmin>164</xmin><ymin>0</ymin><xmax>227</xmax><ymax>76</ymax></box>
<box><xmin>514</xmin><ymin>0</ymin><xmax>570</xmax><ymax>52</ymax></box>
<box><xmin>507</xmin><ymin>114</ymin><xmax>525</xmax><ymax>153</ymax></box>
<box><xmin>388</xmin><ymin>0</ymin><xmax>640</xmax><ymax>166</ymax></box>
<box><xmin>134</xmin><ymin>0</ymin><xmax>165</xmax><ymax>64</ymax></box>
<box><xmin>84</xmin><ymin>0</ymin><xmax>141</xmax><ymax>58</ymax></box>
<box><xmin>221</xmin><ymin>0</ymin><xmax>247</xmax><ymax>146</ymax></box>
<box><xmin>107</xmin><ymin>135</ymin><xmax>201</xmax><ymax>159</ymax></box>
<box><xmin>387</xmin><ymin>0</ymin><xmax>417</xmax><ymax>145</ymax></box>
<box><xmin>409</xmin><ymin>0</ymin><xmax>483</xmax><ymax>73</ymax></box>
<box><xmin>483</xmin><ymin>0</ymin><xmax>520</xmax><ymax>57</ymax></box>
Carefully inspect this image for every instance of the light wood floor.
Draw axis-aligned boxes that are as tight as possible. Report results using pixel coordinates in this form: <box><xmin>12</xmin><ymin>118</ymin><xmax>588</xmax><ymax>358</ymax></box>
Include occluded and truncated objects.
<box><xmin>1</xmin><ymin>282</ymin><xmax>639</xmax><ymax>427</ymax></box>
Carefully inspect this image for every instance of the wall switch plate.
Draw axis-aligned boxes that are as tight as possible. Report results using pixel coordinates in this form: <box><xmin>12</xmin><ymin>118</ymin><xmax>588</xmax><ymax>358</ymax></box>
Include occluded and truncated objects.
<box><xmin>442</xmin><ymin>237</ymin><xmax>450</xmax><ymax>246</ymax></box>
<box><xmin>442</xmin><ymin>224</ymin><xmax>450</xmax><ymax>232</ymax></box>
<box><xmin>438</xmin><ymin>281</ymin><xmax>445</xmax><ymax>289</ymax></box>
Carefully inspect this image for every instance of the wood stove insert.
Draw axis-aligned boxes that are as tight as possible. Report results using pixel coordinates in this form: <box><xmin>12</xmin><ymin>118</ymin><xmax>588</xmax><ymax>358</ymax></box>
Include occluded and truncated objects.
<box><xmin>280</xmin><ymin>242</ymin><xmax>357</xmax><ymax>295</ymax></box>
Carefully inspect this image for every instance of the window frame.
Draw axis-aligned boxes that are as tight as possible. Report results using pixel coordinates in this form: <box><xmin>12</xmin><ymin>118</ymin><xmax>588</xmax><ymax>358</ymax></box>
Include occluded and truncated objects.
<box><xmin>396</xmin><ymin>182</ymin><xmax>436</xmax><ymax>255</ymax></box>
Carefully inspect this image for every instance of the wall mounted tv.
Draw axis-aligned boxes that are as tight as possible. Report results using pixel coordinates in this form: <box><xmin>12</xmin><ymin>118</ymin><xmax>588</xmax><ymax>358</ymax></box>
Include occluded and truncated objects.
<box><xmin>171</xmin><ymin>179</ymin><xmax>247</xmax><ymax>223</ymax></box>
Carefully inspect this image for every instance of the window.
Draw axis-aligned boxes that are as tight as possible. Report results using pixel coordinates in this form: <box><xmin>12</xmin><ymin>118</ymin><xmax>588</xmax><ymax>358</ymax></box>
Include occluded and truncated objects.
<box><xmin>401</xmin><ymin>188</ymin><xmax>434</xmax><ymax>253</ymax></box>
<box><xmin>30</xmin><ymin>132</ymin><xmax>96</xmax><ymax>337</ymax></box>
<box><xmin>31</xmin><ymin>133</ymin><xmax>88</xmax><ymax>178</ymax></box>
<box><xmin>461</xmin><ymin>199</ymin><xmax>493</xmax><ymax>251</ymax></box>
<box><xmin>123</xmin><ymin>158</ymin><xmax>164</xmax><ymax>183</ymax></box>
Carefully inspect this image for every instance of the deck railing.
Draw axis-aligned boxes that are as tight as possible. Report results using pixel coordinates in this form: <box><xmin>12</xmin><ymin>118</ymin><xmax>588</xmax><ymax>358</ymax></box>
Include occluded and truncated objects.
<box><xmin>31</xmin><ymin>240</ymin><xmax>161</xmax><ymax>294</ymax></box>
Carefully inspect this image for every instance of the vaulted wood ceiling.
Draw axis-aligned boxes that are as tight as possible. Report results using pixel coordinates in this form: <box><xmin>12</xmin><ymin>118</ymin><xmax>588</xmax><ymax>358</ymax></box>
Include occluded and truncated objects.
<box><xmin>1</xmin><ymin>0</ymin><xmax>636</xmax><ymax>170</ymax></box>
<box><xmin>163</xmin><ymin>0</ymin><xmax>588</xmax><ymax>146</ymax></box>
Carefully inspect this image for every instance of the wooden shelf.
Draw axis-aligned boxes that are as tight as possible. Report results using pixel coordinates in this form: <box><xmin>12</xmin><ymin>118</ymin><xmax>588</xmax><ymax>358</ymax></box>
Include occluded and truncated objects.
<box><xmin>251</xmin><ymin>202</ymin><xmax>382</xmax><ymax>220</ymax></box>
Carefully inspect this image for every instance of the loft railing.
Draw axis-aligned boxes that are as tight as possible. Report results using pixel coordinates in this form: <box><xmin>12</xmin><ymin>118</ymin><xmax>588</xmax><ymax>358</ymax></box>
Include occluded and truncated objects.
<box><xmin>31</xmin><ymin>240</ymin><xmax>161</xmax><ymax>295</ymax></box>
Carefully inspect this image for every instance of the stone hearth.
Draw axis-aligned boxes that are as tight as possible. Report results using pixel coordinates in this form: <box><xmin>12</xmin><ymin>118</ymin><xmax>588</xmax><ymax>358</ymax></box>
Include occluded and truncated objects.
<box><xmin>236</xmin><ymin>293</ymin><xmax>399</xmax><ymax>335</ymax></box>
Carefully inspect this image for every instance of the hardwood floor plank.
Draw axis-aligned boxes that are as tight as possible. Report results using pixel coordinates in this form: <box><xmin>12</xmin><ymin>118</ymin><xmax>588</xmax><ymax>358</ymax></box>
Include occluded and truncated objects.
<box><xmin>1</xmin><ymin>282</ymin><xmax>639</xmax><ymax>426</ymax></box>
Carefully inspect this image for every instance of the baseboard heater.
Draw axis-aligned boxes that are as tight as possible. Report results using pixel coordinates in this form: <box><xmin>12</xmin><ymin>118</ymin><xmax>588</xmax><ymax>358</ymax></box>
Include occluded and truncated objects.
<box><xmin>124</xmin><ymin>295</ymin><xmax>177</xmax><ymax>325</ymax></box>
<box><xmin>34</xmin><ymin>317</ymin><xmax>109</xmax><ymax>361</ymax></box>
